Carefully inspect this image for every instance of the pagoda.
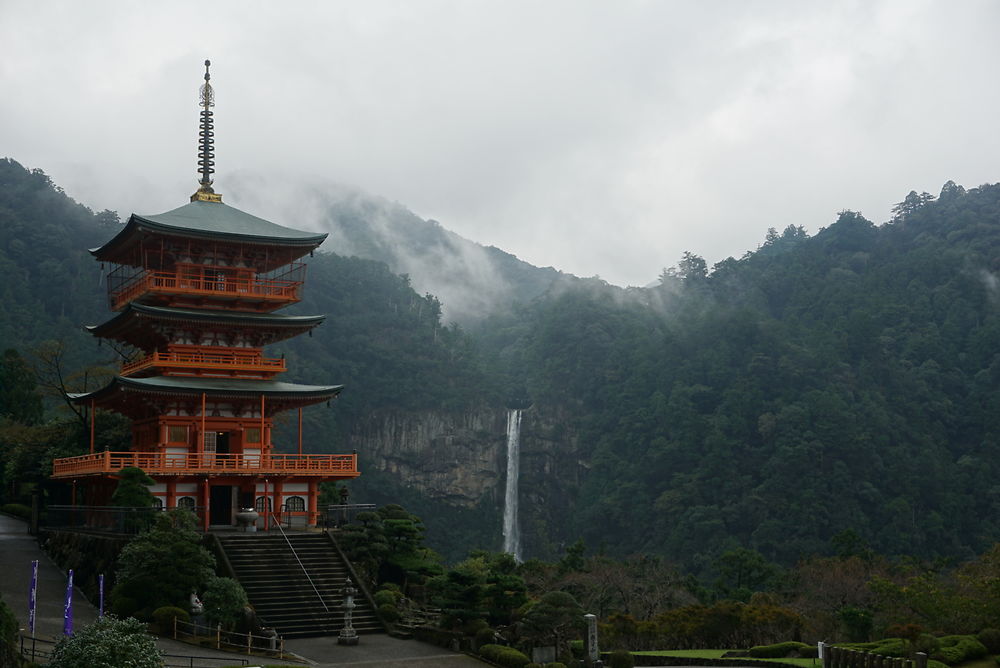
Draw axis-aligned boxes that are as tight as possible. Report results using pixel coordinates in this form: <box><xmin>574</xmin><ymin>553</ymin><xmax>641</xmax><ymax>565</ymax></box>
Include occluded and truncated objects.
<box><xmin>51</xmin><ymin>61</ymin><xmax>358</xmax><ymax>530</ymax></box>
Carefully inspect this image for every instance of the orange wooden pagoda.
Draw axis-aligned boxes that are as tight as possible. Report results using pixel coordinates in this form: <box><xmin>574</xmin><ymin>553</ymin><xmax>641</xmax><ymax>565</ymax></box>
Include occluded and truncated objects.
<box><xmin>51</xmin><ymin>61</ymin><xmax>358</xmax><ymax>529</ymax></box>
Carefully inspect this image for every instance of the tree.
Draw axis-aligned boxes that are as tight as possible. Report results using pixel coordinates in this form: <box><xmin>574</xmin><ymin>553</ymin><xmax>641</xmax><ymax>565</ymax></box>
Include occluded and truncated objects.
<box><xmin>0</xmin><ymin>348</ymin><xmax>42</xmax><ymax>425</ymax></box>
<box><xmin>48</xmin><ymin>616</ymin><xmax>162</xmax><ymax>668</ymax></box>
<box><xmin>521</xmin><ymin>591</ymin><xmax>584</xmax><ymax>657</ymax></box>
<box><xmin>113</xmin><ymin>509</ymin><xmax>215</xmax><ymax>616</ymax></box>
<box><xmin>202</xmin><ymin>576</ymin><xmax>249</xmax><ymax>630</ymax></box>
<box><xmin>111</xmin><ymin>467</ymin><xmax>155</xmax><ymax>507</ymax></box>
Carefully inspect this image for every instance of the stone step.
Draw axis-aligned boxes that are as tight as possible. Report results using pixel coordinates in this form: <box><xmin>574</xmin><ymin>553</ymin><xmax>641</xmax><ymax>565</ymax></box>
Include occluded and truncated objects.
<box><xmin>216</xmin><ymin>531</ymin><xmax>383</xmax><ymax>638</ymax></box>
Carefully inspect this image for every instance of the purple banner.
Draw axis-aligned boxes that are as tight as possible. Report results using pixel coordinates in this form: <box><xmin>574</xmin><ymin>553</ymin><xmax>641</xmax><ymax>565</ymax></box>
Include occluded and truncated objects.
<box><xmin>98</xmin><ymin>574</ymin><xmax>104</xmax><ymax>618</ymax></box>
<box><xmin>28</xmin><ymin>560</ymin><xmax>37</xmax><ymax>635</ymax></box>
<box><xmin>63</xmin><ymin>569</ymin><xmax>73</xmax><ymax>636</ymax></box>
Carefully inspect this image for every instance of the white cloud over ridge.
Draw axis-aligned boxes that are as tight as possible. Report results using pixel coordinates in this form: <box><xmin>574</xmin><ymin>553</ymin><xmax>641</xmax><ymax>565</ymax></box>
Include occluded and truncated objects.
<box><xmin>1</xmin><ymin>0</ymin><xmax>998</xmax><ymax>287</ymax></box>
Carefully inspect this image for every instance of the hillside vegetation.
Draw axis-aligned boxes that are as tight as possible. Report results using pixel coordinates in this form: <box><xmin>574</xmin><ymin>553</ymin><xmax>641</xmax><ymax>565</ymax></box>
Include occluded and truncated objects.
<box><xmin>2</xmin><ymin>156</ymin><xmax>1000</xmax><ymax>569</ymax></box>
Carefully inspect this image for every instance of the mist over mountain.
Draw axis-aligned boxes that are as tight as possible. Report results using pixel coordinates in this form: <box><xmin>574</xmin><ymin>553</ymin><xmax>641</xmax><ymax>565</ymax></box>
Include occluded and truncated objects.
<box><xmin>5</xmin><ymin>156</ymin><xmax>1000</xmax><ymax>568</ymax></box>
<box><xmin>225</xmin><ymin>171</ymin><xmax>573</xmax><ymax>325</ymax></box>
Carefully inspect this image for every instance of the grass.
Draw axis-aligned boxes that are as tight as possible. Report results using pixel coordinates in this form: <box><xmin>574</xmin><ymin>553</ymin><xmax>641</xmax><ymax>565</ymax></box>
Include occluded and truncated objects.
<box><xmin>631</xmin><ymin>649</ymin><xmax>820</xmax><ymax>667</ymax></box>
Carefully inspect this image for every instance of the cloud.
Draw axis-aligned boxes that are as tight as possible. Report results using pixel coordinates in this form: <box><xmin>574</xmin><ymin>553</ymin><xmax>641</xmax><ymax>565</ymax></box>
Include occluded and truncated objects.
<box><xmin>2</xmin><ymin>0</ymin><xmax>999</xmax><ymax>287</ymax></box>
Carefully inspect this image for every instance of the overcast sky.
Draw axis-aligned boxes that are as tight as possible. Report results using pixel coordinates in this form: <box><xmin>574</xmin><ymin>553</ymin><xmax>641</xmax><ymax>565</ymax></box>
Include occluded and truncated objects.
<box><xmin>2</xmin><ymin>1</ymin><xmax>998</xmax><ymax>286</ymax></box>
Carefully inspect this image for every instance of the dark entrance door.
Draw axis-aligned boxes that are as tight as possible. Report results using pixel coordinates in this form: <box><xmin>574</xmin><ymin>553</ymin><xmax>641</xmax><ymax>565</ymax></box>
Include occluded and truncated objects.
<box><xmin>210</xmin><ymin>485</ymin><xmax>232</xmax><ymax>525</ymax></box>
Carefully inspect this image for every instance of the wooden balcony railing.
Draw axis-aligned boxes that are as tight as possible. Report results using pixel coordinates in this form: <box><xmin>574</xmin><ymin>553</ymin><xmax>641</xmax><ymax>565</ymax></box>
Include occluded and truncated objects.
<box><xmin>110</xmin><ymin>270</ymin><xmax>302</xmax><ymax>311</ymax></box>
<box><xmin>52</xmin><ymin>451</ymin><xmax>359</xmax><ymax>479</ymax></box>
<box><xmin>121</xmin><ymin>350</ymin><xmax>287</xmax><ymax>377</ymax></box>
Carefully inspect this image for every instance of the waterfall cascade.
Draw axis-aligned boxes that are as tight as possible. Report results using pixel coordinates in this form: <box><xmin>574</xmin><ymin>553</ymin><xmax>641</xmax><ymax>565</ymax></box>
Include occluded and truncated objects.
<box><xmin>502</xmin><ymin>408</ymin><xmax>522</xmax><ymax>561</ymax></box>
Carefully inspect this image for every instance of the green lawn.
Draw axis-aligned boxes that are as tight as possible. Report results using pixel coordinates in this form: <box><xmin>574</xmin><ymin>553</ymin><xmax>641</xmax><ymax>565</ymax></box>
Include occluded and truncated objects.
<box><xmin>631</xmin><ymin>649</ymin><xmax>819</xmax><ymax>667</ymax></box>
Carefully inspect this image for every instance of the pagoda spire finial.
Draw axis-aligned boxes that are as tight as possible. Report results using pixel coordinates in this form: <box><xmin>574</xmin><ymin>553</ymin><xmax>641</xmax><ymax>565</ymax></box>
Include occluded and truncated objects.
<box><xmin>192</xmin><ymin>59</ymin><xmax>223</xmax><ymax>203</ymax></box>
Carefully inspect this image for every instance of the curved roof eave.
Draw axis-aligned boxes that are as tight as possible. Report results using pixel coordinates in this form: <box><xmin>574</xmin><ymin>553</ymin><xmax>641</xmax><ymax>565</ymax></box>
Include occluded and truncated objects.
<box><xmin>90</xmin><ymin>201</ymin><xmax>328</xmax><ymax>259</ymax></box>
<box><xmin>69</xmin><ymin>376</ymin><xmax>344</xmax><ymax>404</ymax></box>
<box><xmin>85</xmin><ymin>304</ymin><xmax>326</xmax><ymax>336</ymax></box>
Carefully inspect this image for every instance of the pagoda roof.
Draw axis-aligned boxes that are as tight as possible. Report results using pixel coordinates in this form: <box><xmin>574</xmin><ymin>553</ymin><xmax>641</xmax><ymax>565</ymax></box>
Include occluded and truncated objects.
<box><xmin>86</xmin><ymin>303</ymin><xmax>325</xmax><ymax>348</ymax></box>
<box><xmin>91</xmin><ymin>200</ymin><xmax>328</xmax><ymax>260</ymax></box>
<box><xmin>69</xmin><ymin>375</ymin><xmax>343</xmax><ymax>412</ymax></box>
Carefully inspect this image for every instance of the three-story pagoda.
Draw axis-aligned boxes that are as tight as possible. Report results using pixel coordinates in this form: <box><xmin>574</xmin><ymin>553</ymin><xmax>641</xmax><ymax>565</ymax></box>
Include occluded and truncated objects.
<box><xmin>51</xmin><ymin>61</ymin><xmax>358</xmax><ymax>529</ymax></box>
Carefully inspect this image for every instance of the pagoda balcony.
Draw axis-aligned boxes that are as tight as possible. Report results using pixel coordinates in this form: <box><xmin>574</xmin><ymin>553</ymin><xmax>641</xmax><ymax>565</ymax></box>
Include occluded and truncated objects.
<box><xmin>52</xmin><ymin>451</ymin><xmax>359</xmax><ymax>479</ymax></box>
<box><xmin>121</xmin><ymin>349</ymin><xmax>287</xmax><ymax>378</ymax></box>
<box><xmin>108</xmin><ymin>266</ymin><xmax>303</xmax><ymax>311</ymax></box>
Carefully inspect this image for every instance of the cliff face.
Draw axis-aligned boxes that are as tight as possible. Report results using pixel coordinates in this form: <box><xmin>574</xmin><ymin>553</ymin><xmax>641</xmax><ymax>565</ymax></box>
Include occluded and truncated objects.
<box><xmin>348</xmin><ymin>404</ymin><xmax>588</xmax><ymax>560</ymax></box>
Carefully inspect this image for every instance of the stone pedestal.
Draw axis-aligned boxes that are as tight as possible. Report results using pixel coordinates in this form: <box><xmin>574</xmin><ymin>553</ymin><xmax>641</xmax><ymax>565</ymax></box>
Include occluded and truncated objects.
<box><xmin>338</xmin><ymin>578</ymin><xmax>359</xmax><ymax>646</ymax></box>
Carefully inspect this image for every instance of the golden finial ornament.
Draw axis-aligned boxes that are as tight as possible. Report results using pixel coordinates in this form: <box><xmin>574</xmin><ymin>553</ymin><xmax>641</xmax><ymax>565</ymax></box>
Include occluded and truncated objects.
<box><xmin>192</xmin><ymin>59</ymin><xmax>223</xmax><ymax>203</ymax></box>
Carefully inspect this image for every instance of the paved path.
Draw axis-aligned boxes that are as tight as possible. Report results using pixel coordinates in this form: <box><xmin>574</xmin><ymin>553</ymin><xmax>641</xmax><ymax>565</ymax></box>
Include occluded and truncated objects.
<box><xmin>0</xmin><ymin>513</ymin><xmax>483</xmax><ymax>666</ymax></box>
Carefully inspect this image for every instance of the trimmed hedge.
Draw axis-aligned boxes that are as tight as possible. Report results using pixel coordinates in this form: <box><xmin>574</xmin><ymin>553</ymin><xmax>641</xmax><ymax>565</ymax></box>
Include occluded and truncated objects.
<box><xmin>976</xmin><ymin>628</ymin><xmax>1000</xmax><ymax>653</ymax></box>
<box><xmin>1</xmin><ymin>503</ymin><xmax>30</xmax><ymax>520</ymax></box>
<box><xmin>479</xmin><ymin>643</ymin><xmax>531</xmax><ymax>668</ymax></box>
<box><xmin>609</xmin><ymin>649</ymin><xmax>636</xmax><ymax>668</ymax></box>
<box><xmin>749</xmin><ymin>642</ymin><xmax>815</xmax><ymax>658</ymax></box>
<box><xmin>931</xmin><ymin>635</ymin><xmax>988</xmax><ymax>665</ymax></box>
<box><xmin>152</xmin><ymin>605</ymin><xmax>190</xmax><ymax>629</ymax></box>
<box><xmin>373</xmin><ymin>590</ymin><xmax>397</xmax><ymax>607</ymax></box>
<box><xmin>377</xmin><ymin>603</ymin><xmax>400</xmax><ymax>623</ymax></box>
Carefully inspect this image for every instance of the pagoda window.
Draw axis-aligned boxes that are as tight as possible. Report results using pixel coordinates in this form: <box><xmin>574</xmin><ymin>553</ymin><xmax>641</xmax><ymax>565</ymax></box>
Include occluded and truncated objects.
<box><xmin>244</xmin><ymin>427</ymin><xmax>261</xmax><ymax>444</ymax></box>
<box><xmin>152</xmin><ymin>498</ymin><xmax>164</xmax><ymax>510</ymax></box>
<box><xmin>254</xmin><ymin>496</ymin><xmax>272</xmax><ymax>513</ymax></box>
<box><xmin>177</xmin><ymin>496</ymin><xmax>195</xmax><ymax>510</ymax></box>
<box><xmin>285</xmin><ymin>496</ymin><xmax>305</xmax><ymax>513</ymax></box>
<box><xmin>167</xmin><ymin>425</ymin><xmax>188</xmax><ymax>444</ymax></box>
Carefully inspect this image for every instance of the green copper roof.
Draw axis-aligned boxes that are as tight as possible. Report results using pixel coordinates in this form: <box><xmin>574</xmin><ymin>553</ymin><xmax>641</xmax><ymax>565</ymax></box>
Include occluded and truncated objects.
<box><xmin>69</xmin><ymin>375</ymin><xmax>343</xmax><ymax>403</ymax></box>
<box><xmin>135</xmin><ymin>201</ymin><xmax>327</xmax><ymax>243</ymax></box>
<box><xmin>86</xmin><ymin>303</ymin><xmax>325</xmax><ymax>332</ymax></box>
<box><xmin>91</xmin><ymin>200</ymin><xmax>328</xmax><ymax>258</ymax></box>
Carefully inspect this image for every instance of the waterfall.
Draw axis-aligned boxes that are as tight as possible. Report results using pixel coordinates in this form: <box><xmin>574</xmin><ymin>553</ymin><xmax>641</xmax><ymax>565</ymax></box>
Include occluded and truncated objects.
<box><xmin>502</xmin><ymin>408</ymin><xmax>522</xmax><ymax>561</ymax></box>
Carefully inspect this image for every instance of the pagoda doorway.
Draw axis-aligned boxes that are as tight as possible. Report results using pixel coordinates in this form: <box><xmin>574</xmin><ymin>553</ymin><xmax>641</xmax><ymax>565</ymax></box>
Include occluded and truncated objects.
<box><xmin>210</xmin><ymin>485</ymin><xmax>234</xmax><ymax>525</ymax></box>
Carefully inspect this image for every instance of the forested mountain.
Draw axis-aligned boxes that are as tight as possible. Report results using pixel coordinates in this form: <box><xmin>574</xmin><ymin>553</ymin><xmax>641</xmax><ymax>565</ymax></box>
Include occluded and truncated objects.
<box><xmin>478</xmin><ymin>182</ymin><xmax>1000</xmax><ymax>569</ymax></box>
<box><xmin>3</xmin><ymin>156</ymin><xmax>1000</xmax><ymax>570</ymax></box>
<box><xmin>226</xmin><ymin>174</ymin><xmax>573</xmax><ymax>325</ymax></box>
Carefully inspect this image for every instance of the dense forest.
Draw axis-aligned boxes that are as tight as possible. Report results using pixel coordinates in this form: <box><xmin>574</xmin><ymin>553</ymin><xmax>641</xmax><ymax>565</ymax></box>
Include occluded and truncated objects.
<box><xmin>2</xmin><ymin>156</ymin><xmax>1000</xmax><ymax>576</ymax></box>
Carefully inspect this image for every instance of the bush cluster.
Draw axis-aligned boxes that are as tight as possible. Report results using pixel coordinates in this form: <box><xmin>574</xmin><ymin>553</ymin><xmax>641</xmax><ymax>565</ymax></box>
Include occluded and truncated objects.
<box><xmin>930</xmin><ymin>635</ymin><xmax>988</xmax><ymax>665</ymax></box>
<box><xmin>976</xmin><ymin>628</ymin><xmax>1000</xmax><ymax>653</ymax></box>
<box><xmin>608</xmin><ymin>649</ymin><xmax>636</xmax><ymax>668</ymax></box>
<box><xmin>151</xmin><ymin>606</ymin><xmax>190</xmax><ymax>630</ymax></box>
<box><xmin>478</xmin><ymin>643</ymin><xmax>531</xmax><ymax>668</ymax></box>
<box><xmin>748</xmin><ymin>641</ymin><xmax>814</xmax><ymax>658</ymax></box>
<box><xmin>1</xmin><ymin>503</ymin><xmax>30</xmax><ymax>520</ymax></box>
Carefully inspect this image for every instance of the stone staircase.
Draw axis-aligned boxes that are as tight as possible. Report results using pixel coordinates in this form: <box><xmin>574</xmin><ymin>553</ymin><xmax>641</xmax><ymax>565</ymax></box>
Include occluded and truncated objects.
<box><xmin>216</xmin><ymin>532</ymin><xmax>384</xmax><ymax>638</ymax></box>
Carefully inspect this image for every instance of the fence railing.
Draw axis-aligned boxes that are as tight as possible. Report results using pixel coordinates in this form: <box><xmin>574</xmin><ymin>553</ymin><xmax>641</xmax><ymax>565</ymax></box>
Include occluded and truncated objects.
<box><xmin>322</xmin><ymin>503</ymin><xmax>377</xmax><ymax>528</ymax></box>
<box><xmin>172</xmin><ymin>617</ymin><xmax>285</xmax><ymax>660</ymax></box>
<box><xmin>820</xmin><ymin>642</ymin><xmax>927</xmax><ymax>668</ymax></box>
<box><xmin>52</xmin><ymin>450</ymin><xmax>359</xmax><ymax>478</ymax></box>
<box><xmin>19</xmin><ymin>632</ymin><xmax>253</xmax><ymax>667</ymax></box>
<box><xmin>43</xmin><ymin>505</ymin><xmax>182</xmax><ymax>535</ymax></box>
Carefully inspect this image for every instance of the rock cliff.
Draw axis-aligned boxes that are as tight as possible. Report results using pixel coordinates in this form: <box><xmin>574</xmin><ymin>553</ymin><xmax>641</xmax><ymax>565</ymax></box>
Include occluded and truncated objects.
<box><xmin>347</xmin><ymin>404</ymin><xmax>588</xmax><ymax>561</ymax></box>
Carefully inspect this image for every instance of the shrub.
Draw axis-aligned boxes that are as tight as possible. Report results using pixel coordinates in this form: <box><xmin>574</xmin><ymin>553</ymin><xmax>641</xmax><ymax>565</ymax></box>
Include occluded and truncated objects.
<box><xmin>977</xmin><ymin>628</ymin><xmax>1000</xmax><ymax>654</ymax></box>
<box><xmin>201</xmin><ymin>577</ymin><xmax>248</xmax><ymax>630</ymax></box>
<box><xmin>1</xmin><ymin>503</ymin><xmax>30</xmax><ymax>520</ymax></box>
<box><xmin>49</xmin><ymin>615</ymin><xmax>161</xmax><ymax>668</ymax></box>
<box><xmin>749</xmin><ymin>641</ymin><xmax>814</xmax><ymax>658</ymax></box>
<box><xmin>526</xmin><ymin>664</ymin><xmax>543</xmax><ymax>668</ymax></box>
<box><xmin>463</xmin><ymin>617</ymin><xmax>490</xmax><ymax>635</ymax></box>
<box><xmin>0</xmin><ymin>593</ymin><xmax>19</xmax><ymax>668</ymax></box>
<box><xmin>545</xmin><ymin>663</ymin><xmax>567</xmax><ymax>668</ymax></box>
<box><xmin>479</xmin><ymin>643</ymin><xmax>531</xmax><ymax>668</ymax></box>
<box><xmin>378</xmin><ymin>603</ymin><xmax>400</xmax><ymax>623</ymax></box>
<box><xmin>608</xmin><ymin>649</ymin><xmax>635</xmax><ymax>668</ymax></box>
<box><xmin>474</xmin><ymin>626</ymin><xmax>497</xmax><ymax>649</ymax></box>
<box><xmin>931</xmin><ymin>635</ymin><xmax>988</xmax><ymax>665</ymax></box>
<box><xmin>152</xmin><ymin>605</ymin><xmax>190</xmax><ymax>629</ymax></box>
<box><xmin>373</xmin><ymin>590</ymin><xmax>397</xmax><ymax>607</ymax></box>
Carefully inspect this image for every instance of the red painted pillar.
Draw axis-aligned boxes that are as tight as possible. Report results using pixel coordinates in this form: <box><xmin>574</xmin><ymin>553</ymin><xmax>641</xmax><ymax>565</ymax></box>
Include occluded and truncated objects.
<box><xmin>202</xmin><ymin>478</ymin><xmax>210</xmax><ymax>532</ymax></box>
<box><xmin>307</xmin><ymin>480</ymin><xmax>318</xmax><ymax>527</ymax></box>
<box><xmin>263</xmin><ymin>478</ymin><xmax>269</xmax><ymax>532</ymax></box>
